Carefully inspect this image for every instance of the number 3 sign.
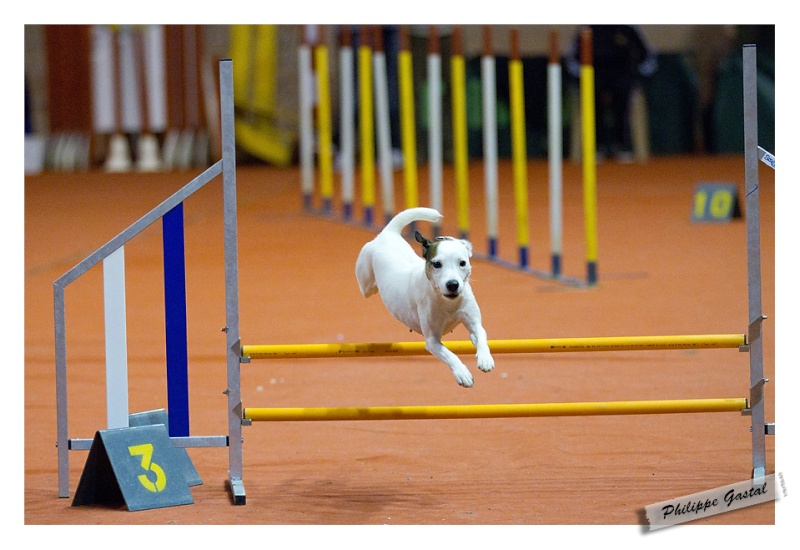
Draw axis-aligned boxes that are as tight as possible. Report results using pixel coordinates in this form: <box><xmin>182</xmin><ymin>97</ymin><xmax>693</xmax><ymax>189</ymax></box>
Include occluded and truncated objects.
<box><xmin>73</xmin><ymin>424</ymin><xmax>195</xmax><ymax>511</ymax></box>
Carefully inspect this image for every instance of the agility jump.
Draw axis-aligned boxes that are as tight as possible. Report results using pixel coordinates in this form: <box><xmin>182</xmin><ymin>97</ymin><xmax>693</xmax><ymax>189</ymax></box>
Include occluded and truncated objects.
<box><xmin>55</xmin><ymin>43</ymin><xmax>773</xmax><ymax>507</ymax></box>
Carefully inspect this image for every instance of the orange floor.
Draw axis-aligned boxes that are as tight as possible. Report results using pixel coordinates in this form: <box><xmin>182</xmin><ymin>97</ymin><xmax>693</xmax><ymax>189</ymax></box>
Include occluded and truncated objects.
<box><xmin>24</xmin><ymin>155</ymin><xmax>776</xmax><ymax>526</ymax></box>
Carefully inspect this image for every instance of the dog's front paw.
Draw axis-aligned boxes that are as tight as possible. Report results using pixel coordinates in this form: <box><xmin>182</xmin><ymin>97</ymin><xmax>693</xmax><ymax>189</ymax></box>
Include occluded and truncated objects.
<box><xmin>477</xmin><ymin>352</ymin><xmax>494</xmax><ymax>373</ymax></box>
<box><xmin>452</xmin><ymin>365</ymin><xmax>474</xmax><ymax>388</ymax></box>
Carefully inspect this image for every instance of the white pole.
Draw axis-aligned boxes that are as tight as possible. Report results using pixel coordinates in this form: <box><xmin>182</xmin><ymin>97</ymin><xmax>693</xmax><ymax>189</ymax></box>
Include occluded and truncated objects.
<box><xmin>481</xmin><ymin>27</ymin><xmax>498</xmax><ymax>257</ymax></box>
<box><xmin>339</xmin><ymin>33</ymin><xmax>355</xmax><ymax>219</ymax></box>
<box><xmin>373</xmin><ymin>29</ymin><xmax>394</xmax><ymax>222</ymax></box>
<box><xmin>298</xmin><ymin>31</ymin><xmax>315</xmax><ymax>208</ymax></box>
<box><xmin>547</xmin><ymin>31</ymin><xmax>563</xmax><ymax>277</ymax></box>
<box><xmin>103</xmin><ymin>247</ymin><xmax>129</xmax><ymax>429</ymax></box>
<box><xmin>427</xmin><ymin>28</ymin><xmax>443</xmax><ymax>236</ymax></box>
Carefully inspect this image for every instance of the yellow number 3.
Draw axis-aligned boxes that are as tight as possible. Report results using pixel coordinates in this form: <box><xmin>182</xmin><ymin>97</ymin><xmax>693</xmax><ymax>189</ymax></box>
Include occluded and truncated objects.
<box><xmin>128</xmin><ymin>443</ymin><xmax>167</xmax><ymax>493</ymax></box>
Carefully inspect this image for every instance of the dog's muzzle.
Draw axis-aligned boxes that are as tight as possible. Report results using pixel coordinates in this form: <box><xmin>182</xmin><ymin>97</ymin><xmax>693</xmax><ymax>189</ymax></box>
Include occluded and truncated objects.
<box><xmin>444</xmin><ymin>280</ymin><xmax>460</xmax><ymax>299</ymax></box>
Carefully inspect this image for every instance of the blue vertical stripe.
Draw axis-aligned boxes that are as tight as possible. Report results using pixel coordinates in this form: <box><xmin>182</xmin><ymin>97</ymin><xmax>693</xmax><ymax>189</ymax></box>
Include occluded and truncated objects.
<box><xmin>163</xmin><ymin>203</ymin><xmax>190</xmax><ymax>437</ymax></box>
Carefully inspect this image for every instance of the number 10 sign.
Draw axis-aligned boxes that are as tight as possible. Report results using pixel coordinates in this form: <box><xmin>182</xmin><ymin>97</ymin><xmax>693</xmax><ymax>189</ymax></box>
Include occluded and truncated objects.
<box><xmin>691</xmin><ymin>183</ymin><xmax>742</xmax><ymax>223</ymax></box>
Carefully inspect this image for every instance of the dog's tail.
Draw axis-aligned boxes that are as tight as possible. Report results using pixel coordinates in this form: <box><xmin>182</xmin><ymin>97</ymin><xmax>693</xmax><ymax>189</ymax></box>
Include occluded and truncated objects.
<box><xmin>382</xmin><ymin>207</ymin><xmax>442</xmax><ymax>234</ymax></box>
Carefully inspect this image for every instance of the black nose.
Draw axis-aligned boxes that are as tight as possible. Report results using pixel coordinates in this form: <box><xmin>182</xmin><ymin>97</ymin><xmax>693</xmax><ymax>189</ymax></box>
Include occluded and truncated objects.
<box><xmin>446</xmin><ymin>280</ymin><xmax>460</xmax><ymax>292</ymax></box>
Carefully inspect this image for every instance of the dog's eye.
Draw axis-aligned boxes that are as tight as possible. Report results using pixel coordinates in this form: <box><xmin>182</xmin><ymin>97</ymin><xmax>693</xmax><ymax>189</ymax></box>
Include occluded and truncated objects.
<box><xmin>432</xmin><ymin>261</ymin><xmax>442</xmax><ymax>269</ymax></box>
<box><xmin>460</xmin><ymin>260</ymin><xmax>467</xmax><ymax>267</ymax></box>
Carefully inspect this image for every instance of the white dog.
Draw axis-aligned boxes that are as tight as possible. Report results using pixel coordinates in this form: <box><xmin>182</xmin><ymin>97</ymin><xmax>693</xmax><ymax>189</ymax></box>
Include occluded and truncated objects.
<box><xmin>355</xmin><ymin>207</ymin><xmax>494</xmax><ymax>387</ymax></box>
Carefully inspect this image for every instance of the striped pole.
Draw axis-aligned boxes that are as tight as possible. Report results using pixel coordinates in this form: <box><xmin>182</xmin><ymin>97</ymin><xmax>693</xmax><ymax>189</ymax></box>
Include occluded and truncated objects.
<box><xmin>427</xmin><ymin>26</ymin><xmax>443</xmax><ymax>237</ymax></box>
<box><xmin>358</xmin><ymin>26</ymin><xmax>376</xmax><ymax>225</ymax></box>
<box><xmin>314</xmin><ymin>28</ymin><xmax>334</xmax><ymax>214</ymax></box>
<box><xmin>244</xmin><ymin>398</ymin><xmax>748</xmax><ymax>422</ymax></box>
<box><xmin>372</xmin><ymin>26</ymin><xmax>394</xmax><ymax>223</ymax></box>
<box><xmin>579</xmin><ymin>27</ymin><xmax>599</xmax><ymax>285</ymax></box>
<box><xmin>482</xmin><ymin>26</ymin><xmax>499</xmax><ymax>258</ymax></box>
<box><xmin>298</xmin><ymin>27</ymin><xmax>314</xmax><ymax>210</ymax></box>
<box><xmin>547</xmin><ymin>29</ymin><xmax>563</xmax><ymax>277</ymax></box>
<box><xmin>451</xmin><ymin>26</ymin><xmax>469</xmax><ymax>240</ymax></box>
<box><xmin>398</xmin><ymin>26</ymin><xmax>419</xmax><ymax>215</ymax></box>
<box><xmin>339</xmin><ymin>28</ymin><xmax>355</xmax><ymax>220</ymax></box>
<box><xmin>509</xmin><ymin>28</ymin><xmax>530</xmax><ymax>268</ymax></box>
<box><xmin>242</xmin><ymin>334</ymin><xmax>746</xmax><ymax>360</ymax></box>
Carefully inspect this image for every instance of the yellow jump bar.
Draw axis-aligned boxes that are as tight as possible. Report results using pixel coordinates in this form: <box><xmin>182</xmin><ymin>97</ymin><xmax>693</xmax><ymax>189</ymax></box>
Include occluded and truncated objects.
<box><xmin>243</xmin><ymin>398</ymin><xmax>748</xmax><ymax>422</ymax></box>
<box><xmin>241</xmin><ymin>334</ymin><xmax>746</xmax><ymax>360</ymax></box>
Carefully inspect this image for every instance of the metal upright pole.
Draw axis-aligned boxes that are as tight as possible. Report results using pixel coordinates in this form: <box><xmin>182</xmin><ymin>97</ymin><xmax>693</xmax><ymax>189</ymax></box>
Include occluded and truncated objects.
<box><xmin>219</xmin><ymin>59</ymin><xmax>245</xmax><ymax>503</ymax></box>
<box><xmin>742</xmin><ymin>44</ymin><xmax>768</xmax><ymax>479</ymax></box>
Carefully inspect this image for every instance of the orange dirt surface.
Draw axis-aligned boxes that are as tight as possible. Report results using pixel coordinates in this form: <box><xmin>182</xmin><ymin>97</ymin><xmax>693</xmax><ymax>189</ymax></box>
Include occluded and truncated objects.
<box><xmin>24</xmin><ymin>155</ymin><xmax>779</xmax><ymax>534</ymax></box>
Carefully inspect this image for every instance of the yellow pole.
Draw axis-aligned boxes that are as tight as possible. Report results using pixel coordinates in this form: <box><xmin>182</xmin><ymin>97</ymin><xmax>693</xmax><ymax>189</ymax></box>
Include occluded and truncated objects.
<box><xmin>451</xmin><ymin>27</ymin><xmax>469</xmax><ymax>238</ymax></box>
<box><xmin>242</xmin><ymin>334</ymin><xmax>746</xmax><ymax>360</ymax></box>
<box><xmin>509</xmin><ymin>29</ymin><xmax>529</xmax><ymax>267</ymax></box>
<box><xmin>358</xmin><ymin>27</ymin><xmax>375</xmax><ymax>225</ymax></box>
<box><xmin>579</xmin><ymin>28</ymin><xmax>598</xmax><ymax>284</ymax></box>
<box><xmin>398</xmin><ymin>27</ymin><xmax>418</xmax><ymax>210</ymax></box>
<box><xmin>314</xmin><ymin>36</ymin><xmax>333</xmax><ymax>212</ymax></box>
<box><xmin>244</xmin><ymin>398</ymin><xmax>748</xmax><ymax>422</ymax></box>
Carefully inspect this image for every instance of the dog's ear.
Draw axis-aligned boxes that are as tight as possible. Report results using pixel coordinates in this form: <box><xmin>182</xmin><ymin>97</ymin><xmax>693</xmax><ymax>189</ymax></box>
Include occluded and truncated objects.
<box><xmin>460</xmin><ymin>239</ymin><xmax>473</xmax><ymax>257</ymax></box>
<box><xmin>414</xmin><ymin>231</ymin><xmax>433</xmax><ymax>259</ymax></box>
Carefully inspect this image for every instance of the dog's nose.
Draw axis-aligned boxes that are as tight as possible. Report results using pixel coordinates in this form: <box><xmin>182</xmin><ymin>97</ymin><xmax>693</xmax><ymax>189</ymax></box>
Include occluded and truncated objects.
<box><xmin>446</xmin><ymin>280</ymin><xmax>460</xmax><ymax>293</ymax></box>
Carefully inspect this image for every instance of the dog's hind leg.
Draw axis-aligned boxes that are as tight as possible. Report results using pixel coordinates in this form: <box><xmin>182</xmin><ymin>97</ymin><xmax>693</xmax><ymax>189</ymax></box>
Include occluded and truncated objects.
<box><xmin>425</xmin><ymin>336</ymin><xmax>474</xmax><ymax>388</ymax></box>
<box><xmin>355</xmin><ymin>245</ymin><xmax>378</xmax><ymax>297</ymax></box>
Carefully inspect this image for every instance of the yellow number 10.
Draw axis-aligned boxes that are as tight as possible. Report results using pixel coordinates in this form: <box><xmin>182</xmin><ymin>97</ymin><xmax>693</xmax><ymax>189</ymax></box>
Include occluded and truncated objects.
<box><xmin>128</xmin><ymin>443</ymin><xmax>167</xmax><ymax>493</ymax></box>
<box><xmin>694</xmin><ymin>188</ymin><xmax>733</xmax><ymax>220</ymax></box>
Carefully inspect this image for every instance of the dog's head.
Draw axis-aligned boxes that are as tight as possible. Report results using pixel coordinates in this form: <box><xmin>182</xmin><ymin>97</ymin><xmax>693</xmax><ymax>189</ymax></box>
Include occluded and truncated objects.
<box><xmin>415</xmin><ymin>231</ymin><xmax>473</xmax><ymax>300</ymax></box>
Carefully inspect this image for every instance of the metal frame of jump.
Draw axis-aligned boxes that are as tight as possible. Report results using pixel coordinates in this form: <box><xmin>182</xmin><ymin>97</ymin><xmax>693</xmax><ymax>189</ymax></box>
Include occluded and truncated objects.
<box><xmin>55</xmin><ymin>45</ymin><xmax>774</xmax><ymax>507</ymax></box>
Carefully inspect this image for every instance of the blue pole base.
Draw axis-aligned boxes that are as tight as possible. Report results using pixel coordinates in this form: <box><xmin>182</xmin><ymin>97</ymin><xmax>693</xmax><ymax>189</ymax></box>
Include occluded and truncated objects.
<box><xmin>488</xmin><ymin>237</ymin><xmax>498</xmax><ymax>258</ymax></box>
<box><xmin>587</xmin><ymin>261</ymin><xmax>598</xmax><ymax>286</ymax></box>
<box><xmin>551</xmin><ymin>254</ymin><xmax>562</xmax><ymax>277</ymax></box>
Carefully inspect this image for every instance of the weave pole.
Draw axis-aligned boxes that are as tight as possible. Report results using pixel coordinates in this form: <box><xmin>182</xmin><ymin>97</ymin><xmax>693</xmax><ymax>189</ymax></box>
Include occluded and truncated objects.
<box><xmin>339</xmin><ymin>28</ymin><xmax>355</xmax><ymax>220</ymax></box>
<box><xmin>509</xmin><ymin>28</ymin><xmax>530</xmax><ymax>268</ymax></box>
<box><xmin>547</xmin><ymin>29</ymin><xmax>563</xmax><ymax>277</ymax></box>
<box><xmin>242</xmin><ymin>333</ymin><xmax>746</xmax><ymax>360</ymax></box>
<box><xmin>298</xmin><ymin>28</ymin><xmax>314</xmax><ymax>210</ymax></box>
<box><xmin>427</xmin><ymin>26</ymin><xmax>443</xmax><ymax>237</ymax></box>
<box><xmin>398</xmin><ymin>26</ymin><xmax>419</xmax><ymax>216</ymax></box>
<box><xmin>314</xmin><ymin>29</ymin><xmax>334</xmax><ymax>214</ymax></box>
<box><xmin>358</xmin><ymin>26</ymin><xmax>376</xmax><ymax>225</ymax></box>
<box><xmin>451</xmin><ymin>26</ymin><xmax>469</xmax><ymax>240</ymax></box>
<box><xmin>244</xmin><ymin>398</ymin><xmax>748</xmax><ymax>422</ymax></box>
<box><xmin>579</xmin><ymin>27</ymin><xmax>599</xmax><ymax>285</ymax></box>
<box><xmin>482</xmin><ymin>26</ymin><xmax>499</xmax><ymax>258</ymax></box>
<box><xmin>372</xmin><ymin>27</ymin><xmax>394</xmax><ymax>223</ymax></box>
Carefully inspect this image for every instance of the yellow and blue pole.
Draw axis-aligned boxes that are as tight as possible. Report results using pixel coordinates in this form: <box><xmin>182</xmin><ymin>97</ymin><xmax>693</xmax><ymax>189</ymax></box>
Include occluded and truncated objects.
<box><xmin>580</xmin><ymin>28</ymin><xmax>599</xmax><ymax>285</ymax></box>
<box><xmin>399</xmin><ymin>26</ymin><xmax>419</xmax><ymax>214</ymax></box>
<box><xmin>509</xmin><ymin>28</ymin><xmax>530</xmax><ymax>268</ymax></box>
<box><xmin>451</xmin><ymin>27</ymin><xmax>469</xmax><ymax>239</ymax></box>
<box><xmin>358</xmin><ymin>26</ymin><xmax>375</xmax><ymax>225</ymax></box>
<box><xmin>314</xmin><ymin>29</ymin><xmax>333</xmax><ymax>214</ymax></box>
